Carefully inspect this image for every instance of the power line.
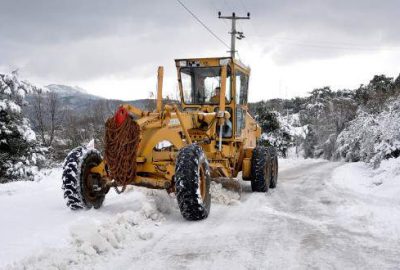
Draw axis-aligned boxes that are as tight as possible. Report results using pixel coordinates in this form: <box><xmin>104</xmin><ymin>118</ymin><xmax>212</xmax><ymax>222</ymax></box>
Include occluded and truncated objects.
<box><xmin>176</xmin><ymin>0</ymin><xmax>230</xmax><ymax>49</ymax></box>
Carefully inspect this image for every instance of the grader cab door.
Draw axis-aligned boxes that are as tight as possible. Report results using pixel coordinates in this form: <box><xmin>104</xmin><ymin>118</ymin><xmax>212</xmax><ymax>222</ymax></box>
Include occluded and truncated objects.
<box><xmin>234</xmin><ymin>67</ymin><xmax>249</xmax><ymax>137</ymax></box>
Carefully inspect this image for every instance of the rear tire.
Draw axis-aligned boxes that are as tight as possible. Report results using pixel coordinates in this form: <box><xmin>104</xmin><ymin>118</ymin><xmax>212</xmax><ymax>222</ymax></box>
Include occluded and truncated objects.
<box><xmin>62</xmin><ymin>146</ymin><xmax>106</xmax><ymax>210</ymax></box>
<box><xmin>175</xmin><ymin>144</ymin><xmax>211</xmax><ymax>221</ymax></box>
<box><xmin>251</xmin><ymin>146</ymin><xmax>272</xmax><ymax>192</ymax></box>
<box><xmin>267</xmin><ymin>146</ymin><xmax>279</xmax><ymax>189</ymax></box>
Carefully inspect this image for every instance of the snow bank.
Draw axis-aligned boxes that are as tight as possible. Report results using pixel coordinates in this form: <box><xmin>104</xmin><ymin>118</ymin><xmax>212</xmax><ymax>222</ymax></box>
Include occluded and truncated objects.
<box><xmin>138</xmin><ymin>188</ymin><xmax>177</xmax><ymax>215</ymax></box>
<box><xmin>69</xmin><ymin>209</ymin><xmax>159</xmax><ymax>255</ymax></box>
<box><xmin>331</xmin><ymin>158</ymin><xmax>400</xmax><ymax>240</ymax></box>
<box><xmin>0</xmin><ymin>168</ymin><xmax>170</xmax><ymax>269</ymax></box>
<box><xmin>4</xmin><ymin>198</ymin><xmax>164</xmax><ymax>270</ymax></box>
<box><xmin>332</xmin><ymin>158</ymin><xmax>400</xmax><ymax>201</ymax></box>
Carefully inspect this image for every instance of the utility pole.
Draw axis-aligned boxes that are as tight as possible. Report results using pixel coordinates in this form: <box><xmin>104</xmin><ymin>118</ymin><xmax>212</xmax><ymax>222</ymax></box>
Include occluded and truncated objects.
<box><xmin>218</xmin><ymin>12</ymin><xmax>250</xmax><ymax>59</ymax></box>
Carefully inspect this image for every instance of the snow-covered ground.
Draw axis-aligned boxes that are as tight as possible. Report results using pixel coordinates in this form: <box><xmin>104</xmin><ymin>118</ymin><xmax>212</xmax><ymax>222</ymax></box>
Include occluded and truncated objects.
<box><xmin>1</xmin><ymin>158</ymin><xmax>400</xmax><ymax>269</ymax></box>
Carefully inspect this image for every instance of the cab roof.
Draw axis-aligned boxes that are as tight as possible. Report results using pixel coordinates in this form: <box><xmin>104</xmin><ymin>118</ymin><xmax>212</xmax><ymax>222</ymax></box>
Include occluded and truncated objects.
<box><xmin>175</xmin><ymin>56</ymin><xmax>250</xmax><ymax>73</ymax></box>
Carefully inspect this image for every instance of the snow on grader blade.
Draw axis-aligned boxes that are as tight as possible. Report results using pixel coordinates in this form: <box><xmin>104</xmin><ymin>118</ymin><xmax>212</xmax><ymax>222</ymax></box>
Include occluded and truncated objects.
<box><xmin>61</xmin><ymin>58</ymin><xmax>279</xmax><ymax>221</ymax></box>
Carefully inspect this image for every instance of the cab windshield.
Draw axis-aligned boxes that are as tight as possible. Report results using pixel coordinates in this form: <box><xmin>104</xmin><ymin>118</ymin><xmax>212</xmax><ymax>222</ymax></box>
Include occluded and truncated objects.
<box><xmin>180</xmin><ymin>66</ymin><xmax>231</xmax><ymax>104</ymax></box>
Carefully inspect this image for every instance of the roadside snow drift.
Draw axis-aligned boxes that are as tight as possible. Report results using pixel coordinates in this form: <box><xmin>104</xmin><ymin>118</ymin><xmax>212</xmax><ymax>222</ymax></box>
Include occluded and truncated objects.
<box><xmin>332</xmin><ymin>157</ymin><xmax>400</xmax><ymax>201</ymax></box>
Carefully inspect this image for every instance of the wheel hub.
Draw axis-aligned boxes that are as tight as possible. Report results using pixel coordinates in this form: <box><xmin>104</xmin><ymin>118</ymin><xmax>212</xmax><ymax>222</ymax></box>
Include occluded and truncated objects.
<box><xmin>83</xmin><ymin>161</ymin><xmax>102</xmax><ymax>203</ymax></box>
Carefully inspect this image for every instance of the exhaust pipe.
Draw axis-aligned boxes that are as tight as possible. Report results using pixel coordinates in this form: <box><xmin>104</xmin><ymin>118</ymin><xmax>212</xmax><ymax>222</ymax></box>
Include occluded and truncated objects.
<box><xmin>157</xmin><ymin>66</ymin><xmax>164</xmax><ymax>112</ymax></box>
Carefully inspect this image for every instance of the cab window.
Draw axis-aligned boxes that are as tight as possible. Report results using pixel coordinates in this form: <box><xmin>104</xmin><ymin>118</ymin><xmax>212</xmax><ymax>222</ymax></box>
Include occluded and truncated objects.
<box><xmin>180</xmin><ymin>66</ymin><xmax>231</xmax><ymax>105</ymax></box>
<box><xmin>235</xmin><ymin>71</ymin><xmax>249</xmax><ymax>135</ymax></box>
<box><xmin>235</xmin><ymin>71</ymin><xmax>249</xmax><ymax>105</ymax></box>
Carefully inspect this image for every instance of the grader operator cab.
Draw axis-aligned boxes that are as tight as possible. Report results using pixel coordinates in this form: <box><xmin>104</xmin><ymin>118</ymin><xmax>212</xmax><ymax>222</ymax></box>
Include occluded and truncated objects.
<box><xmin>61</xmin><ymin>13</ymin><xmax>279</xmax><ymax>221</ymax></box>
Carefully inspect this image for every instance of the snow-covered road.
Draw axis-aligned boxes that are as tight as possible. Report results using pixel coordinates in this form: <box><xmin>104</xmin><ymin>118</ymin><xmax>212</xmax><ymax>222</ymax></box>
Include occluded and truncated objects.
<box><xmin>1</xmin><ymin>159</ymin><xmax>399</xmax><ymax>269</ymax></box>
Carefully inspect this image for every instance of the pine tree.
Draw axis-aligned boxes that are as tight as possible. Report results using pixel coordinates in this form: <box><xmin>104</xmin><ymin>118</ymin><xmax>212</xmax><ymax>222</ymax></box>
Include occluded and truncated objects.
<box><xmin>0</xmin><ymin>72</ymin><xmax>45</xmax><ymax>182</ymax></box>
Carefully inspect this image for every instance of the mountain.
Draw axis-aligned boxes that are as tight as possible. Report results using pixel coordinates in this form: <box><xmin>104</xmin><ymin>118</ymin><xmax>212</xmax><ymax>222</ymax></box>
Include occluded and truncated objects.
<box><xmin>46</xmin><ymin>84</ymin><xmax>91</xmax><ymax>96</ymax></box>
<box><xmin>24</xmin><ymin>84</ymin><xmax>169</xmax><ymax>121</ymax></box>
<box><xmin>45</xmin><ymin>84</ymin><xmax>103</xmax><ymax>110</ymax></box>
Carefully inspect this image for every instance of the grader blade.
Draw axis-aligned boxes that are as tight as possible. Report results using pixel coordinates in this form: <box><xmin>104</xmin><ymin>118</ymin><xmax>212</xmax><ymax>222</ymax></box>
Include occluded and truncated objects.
<box><xmin>212</xmin><ymin>177</ymin><xmax>242</xmax><ymax>196</ymax></box>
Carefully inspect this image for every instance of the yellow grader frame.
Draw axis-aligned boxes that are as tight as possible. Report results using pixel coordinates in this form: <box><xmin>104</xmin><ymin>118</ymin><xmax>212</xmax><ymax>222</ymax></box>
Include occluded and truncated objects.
<box><xmin>61</xmin><ymin>56</ymin><xmax>278</xmax><ymax>220</ymax></box>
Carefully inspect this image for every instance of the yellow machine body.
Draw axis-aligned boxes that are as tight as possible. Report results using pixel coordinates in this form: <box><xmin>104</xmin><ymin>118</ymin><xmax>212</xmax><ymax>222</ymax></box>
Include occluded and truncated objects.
<box><xmin>92</xmin><ymin>57</ymin><xmax>261</xmax><ymax>190</ymax></box>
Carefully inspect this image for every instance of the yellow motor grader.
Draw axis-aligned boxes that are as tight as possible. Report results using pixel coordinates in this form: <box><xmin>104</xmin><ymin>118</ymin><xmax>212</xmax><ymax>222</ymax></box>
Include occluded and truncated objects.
<box><xmin>61</xmin><ymin>57</ymin><xmax>278</xmax><ymax>220</ymax></box>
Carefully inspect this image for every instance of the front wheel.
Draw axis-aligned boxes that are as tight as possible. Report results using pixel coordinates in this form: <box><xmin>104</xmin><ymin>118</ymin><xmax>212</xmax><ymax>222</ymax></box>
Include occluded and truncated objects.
<box><xmin>62</xmin><ymin>146</ymin><xmax>107</xmax><ymax>210</ymax></box>
<box><xmin>175</xmin><ymin>144</ymin><xmax>211</xmax><ymax>221</ymax></box>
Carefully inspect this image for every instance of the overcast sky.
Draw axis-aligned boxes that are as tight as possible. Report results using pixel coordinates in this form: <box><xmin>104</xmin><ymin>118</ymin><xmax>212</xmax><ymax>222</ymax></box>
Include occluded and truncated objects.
<box><xmin>1</xmin><ymin>0</ymin><xmax>400</xmax><ymax>101</ymax></box>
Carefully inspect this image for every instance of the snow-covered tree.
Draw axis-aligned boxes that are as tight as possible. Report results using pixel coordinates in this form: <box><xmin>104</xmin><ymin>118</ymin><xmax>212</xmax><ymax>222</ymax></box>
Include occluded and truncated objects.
<box><xmin>254</xmin><ymin>108</ymin><xmax>307</xmax><ymax>158</ymax></box>
<box><xmin>253</xmin><ymin>108</ymin><xmax>289</xmax><ymax>156</ymax></box>
<box><xmin>0</xmin><ymin>72</ymin><xmax>45</xmax><ymax>182</ymax></box>
<box><xmin>335</xmin><ymin>99</ymin><xmax>400</xmax><ymax>167</ymax></box>
<box><xmin>356</xmin><ymin>74</ymin><xmax>398</xmax><ymax>114</ymax></box>
<box><xmin>298</xmin><ymin>87</ymin><xmax>357</xmax><ymax>159</ymax></box>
